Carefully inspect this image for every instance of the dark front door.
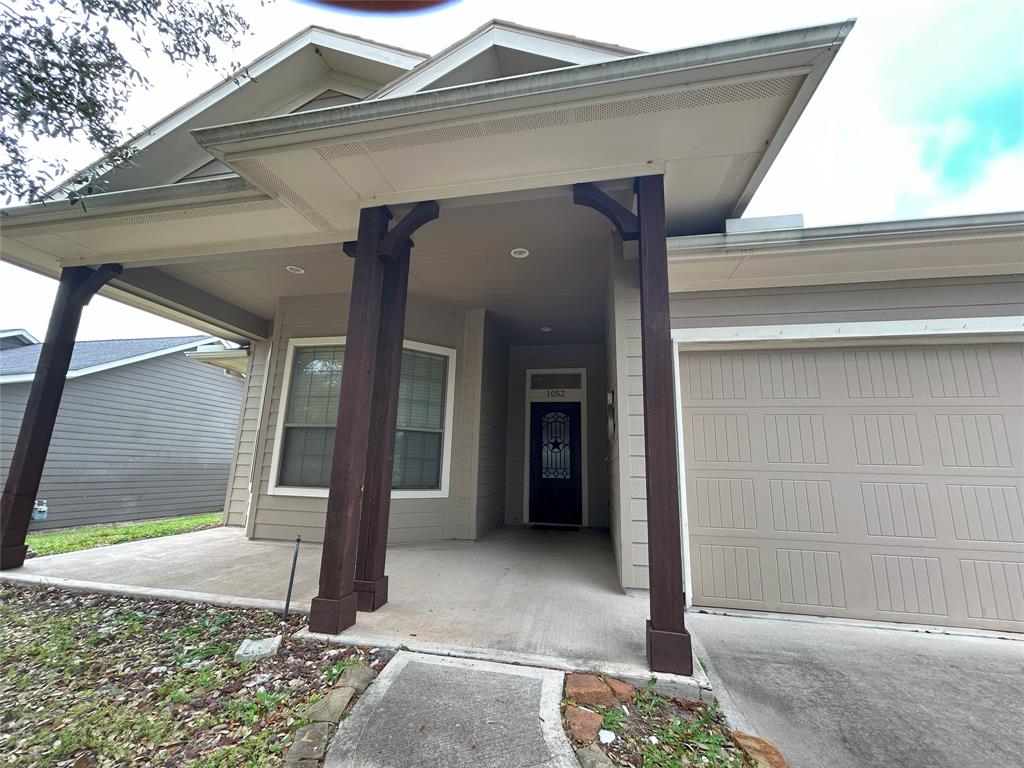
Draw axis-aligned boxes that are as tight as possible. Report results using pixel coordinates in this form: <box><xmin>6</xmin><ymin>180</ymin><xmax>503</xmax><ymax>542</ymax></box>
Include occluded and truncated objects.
<box><xmin>529</xmin><ymin>401</ymin><xmax>582</xmax><ymax>525</ymax></box>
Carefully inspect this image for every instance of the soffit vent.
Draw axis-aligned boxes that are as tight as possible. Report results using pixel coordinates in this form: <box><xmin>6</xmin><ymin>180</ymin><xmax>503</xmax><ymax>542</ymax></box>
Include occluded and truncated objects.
<box><xmin>319</xmin><ymin>141</ymin><xmax>368</xmax><ymax>161</ymax></box>
<box><xmin>42</xmin><ymin>198</ymin><xmax>285</xmax><ymax>234</ymax></box>
<box><xmin>317</xmin><ymin>74</ymin><xmax>801</xmax><ymax>158</ymax></box>
<box><xmin>234</xmin><ymin>158</ymin><xmax>337</xmax><ymax>233</ymax></box>
<box><xmin>713</xmin><ymin>152</ymin><xmax>762</xmax><ymax>207</ymax></box>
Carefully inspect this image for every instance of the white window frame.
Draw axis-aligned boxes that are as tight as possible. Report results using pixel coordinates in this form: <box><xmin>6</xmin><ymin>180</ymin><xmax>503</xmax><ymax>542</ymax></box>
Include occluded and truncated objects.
<box><xmin>267</xmin><ymin>335</ymin><xmax>457</xmax><ymax>499</ymax></box>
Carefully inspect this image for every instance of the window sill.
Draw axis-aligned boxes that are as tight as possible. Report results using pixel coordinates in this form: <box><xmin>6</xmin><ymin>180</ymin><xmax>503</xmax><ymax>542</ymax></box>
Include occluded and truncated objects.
<box><xmin>266</xmin><ymin>485</ymin><xmax>449</xmax><ymax>500</ymax></box>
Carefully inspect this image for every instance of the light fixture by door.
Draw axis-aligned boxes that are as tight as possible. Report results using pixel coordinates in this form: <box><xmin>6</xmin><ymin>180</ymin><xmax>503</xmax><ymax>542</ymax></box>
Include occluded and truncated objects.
<box><xmin>285</xmin><ymin>265</ymin><xmax>305</xmax><ymax>274</ymax></box>
<box><xmin>539</xmin><ymin>326</ymin><xmax>552</xmax><ymax>333</ymax></box>
<box><xmin>510</xmin><ymin>248</ymin><xmax>529</xmax><ymax>259</ymax></box>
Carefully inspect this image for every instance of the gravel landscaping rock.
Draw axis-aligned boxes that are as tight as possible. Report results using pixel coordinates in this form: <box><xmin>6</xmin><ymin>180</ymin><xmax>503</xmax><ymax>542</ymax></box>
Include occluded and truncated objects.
<box><xmin>565</xmin><ymin>673</ymin><xmax>616</xmax><ymax>707</ymax></box>
<box><xmin>303</xmin><ymin>686</ymin><xmax>355</xmax><ymax>722</ymax></box>
<box><xmin>234</xmin><ymin>634</ymin><xmax>282</xmax><ymax>663</ymax></box>
<box><xmin>334</xmin><ymin>662</ymin><xmax>375</xmax><ymax>693</ymax></box>
<box><xmin>286</xmin><ymin>722</ymin><xmax>332</xmax><ymax>762</ymax></box>
<box><xmin>604</xmin><ymin>676</ymin><xmax>635</xmax><ymax>702</ymax></box>
<box><xmin>733</xmin><ymin>731</ymin><xmax>789</xmax><ymax>768</ymax></box>
<box><xmin>565</xmin><ymin>704</ymin><xmax>603</xmax><ymax>743</ymax></box>
<box><xmin>576</xmin><ymin>743</ymin><xmax>616</xmax><ymax>768</ymax></box>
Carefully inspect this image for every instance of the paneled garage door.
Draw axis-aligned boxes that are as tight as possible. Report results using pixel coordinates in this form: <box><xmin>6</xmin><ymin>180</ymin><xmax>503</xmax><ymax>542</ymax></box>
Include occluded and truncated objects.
<box><xmin>679</xmin><ymin>343</ymin><xmax>1024</xmax><ymax>632</ymax></box>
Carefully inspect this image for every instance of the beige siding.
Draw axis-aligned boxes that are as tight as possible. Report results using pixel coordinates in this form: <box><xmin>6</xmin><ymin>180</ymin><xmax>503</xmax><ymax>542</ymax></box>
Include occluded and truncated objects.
<box><xmin>458</xmin><ymin>310</ymin><xmax>484</xmax><ymax>535</ymax></box>
<box><xmin>476</xmin><ymin>312</ymin><xmax>509</xmax><ymax>537</ymax></box>
<box><xmin>248</xmin><ymin>293</ymin><xmax>476</xmax><ymax>543</ymax></box>
<box><xmin>504</xmin><ymin>344</ymin><xmax>609</xmax><ymax>527</ymax></box>
<box><xmin>223</xmin><ymin>342</ymin><xmax>271</xmax><ymax>527</ymax></box>
<box><xmin>611</xmin><ymin>252</ymin><xmax>1024</xmax><ymax>590</ymax></box>
<box><xmin>609</xmin><ymin>241</ymin><xmax>650</xmax><ymax>588</ymax></box>
<box><xmin>606</xmin><ymin>240</ymin><xmax>628</xmax><ymax>582</ymax></box>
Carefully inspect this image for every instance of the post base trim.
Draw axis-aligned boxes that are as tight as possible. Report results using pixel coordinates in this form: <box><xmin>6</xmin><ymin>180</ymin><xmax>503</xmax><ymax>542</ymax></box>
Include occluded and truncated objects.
<box><xmin>354</xmin><ymin>576</ymin><xmax>389</xmax><ymax>612</ymax></box>
<box><xmin>308</xmin><ymin>593</ymin><xmax>358</xmax><ymax>635</ymax></box>
<box><xmin>0</xmin><ymin>545</ymin><xmax>27</xmax><ymax>570</ymax></box>
<box><xmin>646</xmin><ymin>619</ymin><xmax>693</xmax><ymax>675</ymax></box>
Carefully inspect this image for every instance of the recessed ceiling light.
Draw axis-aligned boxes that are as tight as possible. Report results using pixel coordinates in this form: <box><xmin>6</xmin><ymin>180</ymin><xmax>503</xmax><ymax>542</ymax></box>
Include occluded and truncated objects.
<box><xmin>539</xmin><ymin>326</ymin><xmax>552</xmax><ymax>333</ymax></box>
<box><xmin>285</xmin><ymin>265</ymin><xmax>305</xmax><ymax>274</ymax></box>
<box><xmin>510</xmin><ymin>248</ymin><xmax>530</xmax><ymax>259</ymax></box>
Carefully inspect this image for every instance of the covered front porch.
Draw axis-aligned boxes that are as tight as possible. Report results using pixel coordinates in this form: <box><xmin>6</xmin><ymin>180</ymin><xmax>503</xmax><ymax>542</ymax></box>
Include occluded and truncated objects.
<box><xmin>2</xmin><ymin>525</ymin><xmax>692</xmax><ymax>679</ymax></box>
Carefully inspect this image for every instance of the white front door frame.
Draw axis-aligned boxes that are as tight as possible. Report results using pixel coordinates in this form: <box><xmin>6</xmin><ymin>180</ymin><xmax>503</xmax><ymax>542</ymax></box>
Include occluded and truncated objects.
<box><xmin>522</xmin><ymin>367</ymin><xmax>589</xmax><ymax>527</ymax></box>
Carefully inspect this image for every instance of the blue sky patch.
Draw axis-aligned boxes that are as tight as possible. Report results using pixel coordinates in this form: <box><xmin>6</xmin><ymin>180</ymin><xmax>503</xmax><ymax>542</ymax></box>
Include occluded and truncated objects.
<box><xmin>919</xmin><ymin>84</ymin><xmax>1024</xmax><ymax>191</ymax></box>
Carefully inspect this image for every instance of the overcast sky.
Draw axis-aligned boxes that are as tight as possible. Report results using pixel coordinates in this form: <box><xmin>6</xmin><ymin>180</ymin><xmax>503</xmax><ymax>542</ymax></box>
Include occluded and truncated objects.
<box><xmin>2</xmin><ymin>0</ymin><xmax>1021</xmax><ymax>341</ymax></box>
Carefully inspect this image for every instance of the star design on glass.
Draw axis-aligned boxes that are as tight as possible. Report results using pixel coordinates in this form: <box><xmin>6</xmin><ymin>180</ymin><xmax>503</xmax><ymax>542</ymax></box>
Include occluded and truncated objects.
<box><xmin>547</xmin><ymin>437</ymin><xmax>564</xmax><ymax>452</ymax></box>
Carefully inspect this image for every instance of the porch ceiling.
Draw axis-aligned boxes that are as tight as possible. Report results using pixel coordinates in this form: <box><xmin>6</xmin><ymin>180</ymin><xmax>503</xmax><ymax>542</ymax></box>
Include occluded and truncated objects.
<box><xmin>155</xmin><ymin>187</ymin><xmax>614</xmax><ymax>344</ymax></box>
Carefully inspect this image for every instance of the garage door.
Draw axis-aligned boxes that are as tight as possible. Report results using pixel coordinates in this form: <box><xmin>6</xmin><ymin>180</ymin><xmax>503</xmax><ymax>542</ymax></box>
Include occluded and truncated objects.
<box><xmin>680</xmin><ymin>343</ymin><xmax>1024</xmax><ymax>632</ymax></box>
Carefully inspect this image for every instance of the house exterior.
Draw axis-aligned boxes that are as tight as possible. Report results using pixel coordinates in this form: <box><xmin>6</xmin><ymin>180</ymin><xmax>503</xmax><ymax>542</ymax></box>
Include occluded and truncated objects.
<box><xmin>0</xmin><ymin>335</ymin><xmax>244</xmax><ymax>529</ymax></box>
<box><xmin>1</xmin><ymin>20</ymin><xmax>1021</xmax><ymax>672</ymax></box>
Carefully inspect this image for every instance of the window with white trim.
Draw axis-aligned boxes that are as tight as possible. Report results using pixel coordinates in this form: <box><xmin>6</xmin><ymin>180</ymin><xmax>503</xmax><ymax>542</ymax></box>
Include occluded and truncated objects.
<box><xmin>275</xmin><ymin>340</ymin><xmax>453</xmax><ymax>493</ymax></box>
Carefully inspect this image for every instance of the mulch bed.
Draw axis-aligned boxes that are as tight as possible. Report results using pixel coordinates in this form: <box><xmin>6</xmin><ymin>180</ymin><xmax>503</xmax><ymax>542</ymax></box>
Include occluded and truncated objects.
<box><xmin>0</xmin><ymin>584</ymin><xmax>390</xmax><ymax>767</ymax></box>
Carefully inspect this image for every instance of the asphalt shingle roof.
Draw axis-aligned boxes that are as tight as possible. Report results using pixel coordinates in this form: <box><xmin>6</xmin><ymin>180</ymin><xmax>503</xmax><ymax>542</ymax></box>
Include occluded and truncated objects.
<box><xmin>0</xmin><ymin>336</ymin><xmax>209</xmax><ymax>377</ymax></box>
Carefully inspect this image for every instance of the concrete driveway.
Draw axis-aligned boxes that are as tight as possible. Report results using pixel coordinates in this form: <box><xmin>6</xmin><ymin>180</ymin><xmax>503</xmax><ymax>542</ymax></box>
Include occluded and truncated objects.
<box><xmin>689</xmin><ymin>612</ymin><xmax>1024</xmax><ymax>768</ymax></box>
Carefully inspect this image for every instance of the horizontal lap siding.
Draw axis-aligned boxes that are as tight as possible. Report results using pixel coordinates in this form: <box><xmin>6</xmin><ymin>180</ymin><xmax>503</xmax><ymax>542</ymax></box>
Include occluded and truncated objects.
<box><xmin>0</xmin><ymin>352</ymin><xmax>243</xmax><ymax>529</ymax></box>
<box><xmin>223</xmin><ymin>342</ymin><xmax>270</xmax><ymax>527</ymax></box>
<box><xmin>607</xmin><ymin>247</ymin><xmax>625</xmax><ymax>582</ymax></box>
<box><xmin>475</xmin><ymin>312</ymin><xmax>508</xmax><ymax>537</ymax></box>
<box><xmin>248</xmin><ymin>293</ymin><xmax>474</xmax><ymax>544</ymax></box>
<box><xmin>613</xmin><ymin>260</ymin><xmax>1024</xmax><ymax>591</ymax></box>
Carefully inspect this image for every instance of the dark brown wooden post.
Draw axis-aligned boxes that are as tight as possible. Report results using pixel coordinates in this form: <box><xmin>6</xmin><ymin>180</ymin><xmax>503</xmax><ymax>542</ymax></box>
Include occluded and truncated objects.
<box><xmin>572</xmin><ymin>178</ymin><xmax>691</xmax><ymax>674</ymax></box>
<box><xmin>635</xmin><ymin>174</ymin><xmax>692</xmax><ymax>674</ymax></box>
<box><xmin>1</xmin><ymin>263</ymin><xmax>121</xmax><ymax>569</ymax></box>
<box><xmin>311</xmin><ymin>202</ymin><xmax>438</xmax><ymax>631</ymax></box>
<box><xmin>309</xmin><ymin>206</ymin><xmax>391</xmax><ymax>634</ymax></box>
<box><xmin>354</xmin><ymin>239</ymin><xmax>411</xmax><ymax>611</ymax></box>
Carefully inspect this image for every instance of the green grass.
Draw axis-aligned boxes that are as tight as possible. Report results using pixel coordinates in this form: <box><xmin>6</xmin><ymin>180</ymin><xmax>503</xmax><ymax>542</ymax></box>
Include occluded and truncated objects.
<box><xmin>25</xmin><ymin>512</ymin><xmax>222</xmax><ymax>556</ymax></box>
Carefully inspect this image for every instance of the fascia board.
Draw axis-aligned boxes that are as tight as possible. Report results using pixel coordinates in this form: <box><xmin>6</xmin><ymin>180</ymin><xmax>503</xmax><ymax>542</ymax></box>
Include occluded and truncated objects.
<box><xmin>668</xmin><ymin>212</ymin><xmax>1024</xmax><ymax>258</ymax></box>
<box><xmin>193</xmin><ymin>20</ymin><xmax>854</xmax><ymax>155</ymax></box>
<box><xmin>1</xmin><ymin>177</ymin><xmax>266</xmax><ymax>228</ymax></box>
<box><xmin>729</xmin><ymin>19</ymin><xmax>854</xmax><ymax>218</ymax></box>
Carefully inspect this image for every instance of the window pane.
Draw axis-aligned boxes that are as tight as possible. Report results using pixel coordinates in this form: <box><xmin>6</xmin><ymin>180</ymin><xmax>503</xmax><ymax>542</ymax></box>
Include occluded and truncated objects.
<box><xmin>286</xmin><ymin>346</ymin><xmax>344</xmax><ymax>425</ymax></box>
<box><xmin>278</xmin><ymin>343</ymin><xmax>449</xmax><ymax>490</ymax></box>
<box><xmin>397</xmin><ymin>349</ymin><xmax>447</xmax><ymax>430</ymax></box>
<box><xmin>279</xmin><ymin>427</ymin><xmax>335</xmax><ymax>487</ymax></box>
<box><xmin>531</xmin><ymin>372</ymin><xmax>581</xmax><ymax>390</ymax></box>
<box><xmin>392</xmin><ymin>430</ymin><xmax>443</xmax><ymax>489</ymax></box>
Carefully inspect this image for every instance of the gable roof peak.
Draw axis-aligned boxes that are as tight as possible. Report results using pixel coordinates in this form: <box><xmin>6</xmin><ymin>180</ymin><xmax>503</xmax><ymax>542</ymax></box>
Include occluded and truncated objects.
<box><xmin>370</xmin><ymin>18</ymin><xmax>642</xmax><ymax>100</ymax></box>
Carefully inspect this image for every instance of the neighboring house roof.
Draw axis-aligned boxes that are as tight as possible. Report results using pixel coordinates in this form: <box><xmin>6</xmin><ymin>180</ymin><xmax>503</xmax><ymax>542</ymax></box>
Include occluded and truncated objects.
<box><xmin>0</xmin><ymin>329</ymin><xmax>40</xmax><ymax>347</ymax></box>
<box><xmin>0</xmin><ymin>335</ymin><xmax>211</xmax><ymax>383</ymax></box>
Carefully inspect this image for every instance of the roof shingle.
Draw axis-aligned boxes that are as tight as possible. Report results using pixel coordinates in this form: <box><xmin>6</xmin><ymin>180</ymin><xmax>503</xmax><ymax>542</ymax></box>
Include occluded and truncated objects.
<box><xmin>0</xmin><ymin>336</ymin><xmax>209</xmax><ymax>377</ymax></box>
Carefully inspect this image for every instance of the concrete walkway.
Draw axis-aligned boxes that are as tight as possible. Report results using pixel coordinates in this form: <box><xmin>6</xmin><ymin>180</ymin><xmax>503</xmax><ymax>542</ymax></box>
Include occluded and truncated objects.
<box><xmin>689</xmin><ymin>612</ymin><xmax>1024</xmax><ymax>768</ymax></box>
<box><xmin>325</xmin><ymin>651</ymin><xmax>577</xmax><ymax>768</ymax></box>
<box><xmin>4</xmin><ymin>526</ymin><xmax>696</xmax><ymax>681</ymax></box>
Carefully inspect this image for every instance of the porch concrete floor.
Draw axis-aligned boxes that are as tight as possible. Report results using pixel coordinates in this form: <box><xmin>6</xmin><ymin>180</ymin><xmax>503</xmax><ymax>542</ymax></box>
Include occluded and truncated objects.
<box><xmin>3</xmin><ymin>525</ymin><xmax>669</xmax><ymax>677</ymax></box>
